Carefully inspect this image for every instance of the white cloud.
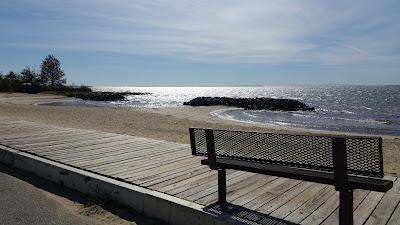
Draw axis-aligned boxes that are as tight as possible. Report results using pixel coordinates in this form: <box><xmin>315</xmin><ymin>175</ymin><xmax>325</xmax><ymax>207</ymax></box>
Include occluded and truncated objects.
<box><xmin>4</xmin><ymin>0</ymin><xmax>400</xmax><ymax>65</ymax></box>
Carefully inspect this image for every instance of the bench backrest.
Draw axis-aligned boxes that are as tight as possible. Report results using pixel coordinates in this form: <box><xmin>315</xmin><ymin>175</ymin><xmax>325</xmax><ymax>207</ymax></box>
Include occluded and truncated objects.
<box><xmin>189</xmin><ymin>128</ymin><xmax>384</xmax><ymax>178</ymax></box>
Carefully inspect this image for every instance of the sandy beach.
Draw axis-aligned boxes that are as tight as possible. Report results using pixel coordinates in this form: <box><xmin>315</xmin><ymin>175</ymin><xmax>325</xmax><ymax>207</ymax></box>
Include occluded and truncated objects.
<box><xmin>0</xmin><ymin>92</ymin><xmax>399</xmax><ymax>176</ymax></box>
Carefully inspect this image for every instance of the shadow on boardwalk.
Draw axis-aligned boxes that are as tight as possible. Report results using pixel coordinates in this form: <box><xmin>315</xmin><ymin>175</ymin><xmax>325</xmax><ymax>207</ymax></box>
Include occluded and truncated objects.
<box><xmin>205</xmin><ymin>202</ymin><xmax>298</xmax><ymax>225</ymax></box>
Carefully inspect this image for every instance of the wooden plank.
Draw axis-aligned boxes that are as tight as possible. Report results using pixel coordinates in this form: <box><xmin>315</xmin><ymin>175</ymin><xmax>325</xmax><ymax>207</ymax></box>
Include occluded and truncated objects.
<box><xmin>104</xmin><ymin>156</ymin><xmax>192</xmax><ymax>179</ymax></box>
<box><xmin>0</xmin><ymin>127</ymin><xmax>90</xmax><ymax>140</ymax></box>
<box><xmin>0</xmin><ymin>130</ymin><xmax>94</xmax><ymax>145</ymax></box>
<box><xmin>156</xmin><ymin>170</ymin><xmax>241</xmax><ymax>194</ymax></box>
<box><xmin>363</xmin><ymin>194</ymin><xmax>400</xmax><ymax>225</ymax></box>
<box><xmin>256</xmin><ymin>182</ymin><xmax>314</xmax><ymax>213</ymax></box>
<box><xmin>0</xmin><ymin>127</ymin><xmax>61</xmax><ymax>139</ymax></box>
<box><xmin>186</xmin><ymin>172</ymin><xmax>255</xmax><ymax>203</ymax></box>
<box><xmin>353</xmin><ymin>191</ymin><xmax>385</xmax><ymax>225</ymax></box>
<box><xmin>300</xmin><ymin>191</ymin><xmax>340</xmax><ymax>225</ymax></box>
<box><xmin>100</xmin><ymin>152</ymin><xmax>190</xmax><ymax>176</ymax></box>
<box><xmin>127</xmin><ymin>158</ymin><xmax>199</xmax><ymax>182</ymax></box>
<box><xmin>34</xmin><ymin>136</ymin><xmax>135</xmax><ymax>156</ymax></box>
<box><xmin>86</xmin><ymin>146</ymin><xmax>188</xmax><ymax>170</ymax></box>
<box><xmin>34</xmin><ymin>137</ymin><xmax>147</xmax><ymax>155</ymax></box>
<box><xmin>182</xmin><ymin>172</ymin><xmax>260</xmax><ymax>202</ymax></box>
<box><xmin>231</xmin><ymin>177</ymin><xmax>291</xmax><ymax>206</ymax></box>
<box><xmin>86</xmin><ymin>147</ymin><xmax>187</xmax><ymax>171</ymax></box>
<box><xmin>157</xmin><ymin>170</ymin><xmax>218</xmax><ymax>193</ymax></box>
<box><xmin>266</xmin><ymin>183</ymin><xmax>326</xmax><ymax>217</ymax></box>
<box><xmin>363</xmin><ymin>178</ymin><xmax>400</xmax><ymax>225</ymax></box>
<box><xmin>317</xmin><ymin>189</ymin><xmax>370</xmax><ymax>225</ymax></box>
<box><xmin>386</xmin><ymin>202</ymin><xmax>400</xmax><ymax>225</ymax></box>
<box><xmin>243</xmin><ymin>179</ymin><xmax>302</xmax><ymax>211</ymax></box>
<box><xmin>71</xmin><ymin>143</ymin><xmax>186</xmax><ymax>166</ymax></box>
<box><xmin>9</xmin><ymin>135</ymin><xmax>121</xmax><ymax>153</ymax></box>
<box><xmin>49</xmin><ymin>138</ymin><xmax>156</xmax><ymax>161</ymax></box>
<box><xmin>13</xmin><ymin>133</ymin><xmax>123</xmax><ymax>149</ymax></box>
<box><xmin>195</xmin><ymin>173</ymin><xmax>273</xmax><ymax>206</ymax></box>
<box><xmin>390</xmin><ymin>177</ymin><xmax>400</xmax><ymax>195</ymax></box>
<box><xmin>0</xmin><ymin>126</ymin><xmax>94</xmax><ymax>139</ymax></box>
<box><xmin>283</xmin><ymin>185</ymin><xmax>336</xmax><ymax>224</ymax></box>
<box><xmin>143</xmin><ymin>167</ymin><xmax>210</xmax><ymax>190</ymax></box>
<box><xmin>123</xmin><ymin>156</ymin><xmax>198</xmax><ymax>178</ymax></box>
<box><xmin>76</xmin><ymin>153</ymin><xmax>187</xmax><ymax>173</ymax></box>
<box><xmin>227</xmin><ymin>175</ymin><xmax>278</xmax><ymax>202</ymax></box>
<box><xmin>136</xmin><ymin>163</ymin><xmax>207</xmax><ymax>185</ymax></box>
<box><xmin>191</xmin><ymin>173</ymin><xmax>277</xmax><ymax>205</ymax></box>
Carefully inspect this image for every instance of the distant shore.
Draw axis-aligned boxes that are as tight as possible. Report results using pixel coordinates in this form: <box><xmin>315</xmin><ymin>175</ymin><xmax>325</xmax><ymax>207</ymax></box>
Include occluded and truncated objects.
<box><xmin>0</xmin><ymin>92</ymin><xmax>399</xmax><ymax>176</ymax></box>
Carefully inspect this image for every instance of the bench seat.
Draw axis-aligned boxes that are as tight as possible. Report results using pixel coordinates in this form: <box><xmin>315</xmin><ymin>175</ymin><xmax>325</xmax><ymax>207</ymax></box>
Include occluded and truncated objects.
<box><xmin>201</xmin><ymin>158</ymin><xmax>393</xmax><ymax>192</ymax></box>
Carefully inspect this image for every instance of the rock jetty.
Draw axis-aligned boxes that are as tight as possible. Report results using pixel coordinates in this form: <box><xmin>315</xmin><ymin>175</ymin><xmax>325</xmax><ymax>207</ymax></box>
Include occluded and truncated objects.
<box><xmin>65</xmin><ymin>92</ymin><xmax>149</xmax><ymax>101</ymax></box>
<box><xmin>183</xmin><ymin>97</ymin><xmax>314</xmax><ymax>111</ymax></box>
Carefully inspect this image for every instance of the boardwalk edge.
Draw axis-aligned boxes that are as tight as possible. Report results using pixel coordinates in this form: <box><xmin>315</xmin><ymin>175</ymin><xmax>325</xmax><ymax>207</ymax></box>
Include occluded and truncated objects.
<box><xmin>0</xmin><ymin>145</ymin><xmax>238</xmax><ymax>225</ymax></box>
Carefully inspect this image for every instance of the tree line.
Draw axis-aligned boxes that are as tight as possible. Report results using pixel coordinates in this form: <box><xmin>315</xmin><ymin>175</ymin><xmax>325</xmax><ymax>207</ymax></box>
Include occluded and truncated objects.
<box><xmin>0</xmin><ymin>54</ymin><xmax>66</xmax><ymax>93</ymax></box>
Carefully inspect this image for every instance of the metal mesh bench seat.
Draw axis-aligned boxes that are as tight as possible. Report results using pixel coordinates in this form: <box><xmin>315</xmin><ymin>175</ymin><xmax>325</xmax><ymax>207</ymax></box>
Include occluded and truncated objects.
<box><xmin>189</xmin><ymin>128</ymin><xmax>393</xmax><ymax>225</ymax></box>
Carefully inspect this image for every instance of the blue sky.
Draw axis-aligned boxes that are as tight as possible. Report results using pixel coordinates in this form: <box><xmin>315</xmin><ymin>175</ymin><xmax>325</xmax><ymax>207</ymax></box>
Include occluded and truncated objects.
<box><xmin>1</xmin><ymin>0</ymin><xmax>399</xmax><ymax>86</ymax></box>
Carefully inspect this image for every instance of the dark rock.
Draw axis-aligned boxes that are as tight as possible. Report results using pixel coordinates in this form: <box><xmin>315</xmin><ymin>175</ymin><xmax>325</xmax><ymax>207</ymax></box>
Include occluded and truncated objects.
<box><xmin>183</xmin><ymin>97</ymin><xmax>314</xmax><ymax>111</ymax></box>
<box><xmin>65</xmin><ymin>92</ymin><xmax>150</xmax><ymax>101</ymax></box>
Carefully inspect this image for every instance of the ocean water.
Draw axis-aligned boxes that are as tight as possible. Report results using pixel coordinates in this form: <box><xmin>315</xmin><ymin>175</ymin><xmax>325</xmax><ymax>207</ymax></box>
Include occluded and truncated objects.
<box><xmin>53</xmin><ymin>86</ymin><xmax>400</xmax><ymax>136</ymax></box>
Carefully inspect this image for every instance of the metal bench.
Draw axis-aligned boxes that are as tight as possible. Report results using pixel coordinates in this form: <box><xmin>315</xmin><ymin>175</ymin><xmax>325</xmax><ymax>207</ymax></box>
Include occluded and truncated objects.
<box><xmin>189</xmin><ymin>128</ymin><xmax>393</xmax><ymax>225</ymax></box>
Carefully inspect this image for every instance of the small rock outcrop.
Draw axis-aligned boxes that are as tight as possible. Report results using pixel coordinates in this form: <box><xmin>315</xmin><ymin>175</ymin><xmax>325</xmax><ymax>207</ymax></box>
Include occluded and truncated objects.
<box><xmin>183</xmin><ymin>97</ymin><xmax>314</xmax><ymax>111</ymax></box>
<box><xmin>65</xmin><ymin>92</ymin><xmax>149</xmax><ymax>101</ymax></box>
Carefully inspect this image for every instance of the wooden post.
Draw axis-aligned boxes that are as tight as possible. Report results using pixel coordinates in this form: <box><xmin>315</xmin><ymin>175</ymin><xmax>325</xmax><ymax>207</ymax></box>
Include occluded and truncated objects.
<box><xmin>205</xmin><ymin>129</ymin><xmax>217</xmax><ymax>170</ymax></box>
<box><xmin>218</xmin><ymin>169</ymin><xmax>226</xmax><ymax>203</ymax></box>
<box><xmin>332</xmin><ymin>137</ymin><xmax>353</xmax><ymax>225</ymax></box>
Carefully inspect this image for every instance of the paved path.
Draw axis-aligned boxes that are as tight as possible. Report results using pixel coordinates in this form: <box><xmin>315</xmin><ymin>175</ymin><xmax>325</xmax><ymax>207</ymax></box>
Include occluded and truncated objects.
<box><xmin>0</xmin><ymin>163</ymin><xmax>166</xmax><ymax>225</ymax></box>
<box><xmin>0</xmin><ymin>118</ymin><xmax>399</xmax><ymax>225</ymax></box>
<box><xmin>0</xmin><ymin>165</ymin><xmax>97</xmax><ymax>225</ymax></box>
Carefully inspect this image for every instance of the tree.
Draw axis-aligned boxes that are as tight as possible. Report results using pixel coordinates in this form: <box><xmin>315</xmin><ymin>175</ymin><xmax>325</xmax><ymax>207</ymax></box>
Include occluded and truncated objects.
<box><xmin>6</xmin><ymin>71</ymin><xmax>19</xmax><ymax>81</ymax></box>
<box><xmin>40</xmin><ymin>54</ymin><xmax>66</xmax><ymax>88</ymax></box>
<box><xmin>20</xmin><ymin>67</ymin><xmax>38</xmax><ymax>83</ymax></box>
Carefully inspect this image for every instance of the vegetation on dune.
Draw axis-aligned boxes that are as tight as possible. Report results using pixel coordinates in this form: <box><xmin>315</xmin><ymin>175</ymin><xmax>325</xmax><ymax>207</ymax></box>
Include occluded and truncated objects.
<box><xmin>0</xmin><ymin>54</ymin><xmax>67</xmax><ymax>93</ymax></box>
<box><xmin>0</xmin><ymin>54</ymin><xmax>150</xmax><ymax>101</ymax></box>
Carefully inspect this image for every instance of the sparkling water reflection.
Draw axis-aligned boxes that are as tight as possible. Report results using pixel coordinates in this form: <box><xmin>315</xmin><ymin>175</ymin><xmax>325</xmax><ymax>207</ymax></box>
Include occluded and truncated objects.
<box><xmin>60</xmin><ymin>86</ymin><xmax>400</xmax><ymax>135</ymax></box>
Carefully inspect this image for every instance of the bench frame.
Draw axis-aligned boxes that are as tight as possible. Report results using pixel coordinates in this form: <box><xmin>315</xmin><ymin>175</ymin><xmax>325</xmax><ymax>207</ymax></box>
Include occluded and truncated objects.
<box><xmin>190</xmin><ymin>128</ymin><xmax>393</xmax><ymax>225</ymax></box>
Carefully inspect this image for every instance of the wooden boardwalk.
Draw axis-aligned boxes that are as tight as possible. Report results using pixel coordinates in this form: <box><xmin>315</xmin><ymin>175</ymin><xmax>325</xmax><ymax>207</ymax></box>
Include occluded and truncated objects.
<box><xmin>0</xmin><ymin>118</ymin><xmax>399</xmax><ymax>225</ymax></box>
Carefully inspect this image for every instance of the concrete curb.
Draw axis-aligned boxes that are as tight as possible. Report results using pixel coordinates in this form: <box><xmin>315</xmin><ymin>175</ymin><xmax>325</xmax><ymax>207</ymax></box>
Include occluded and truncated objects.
<box><xmin>0</xmin><ymin>145</ymin><xmax>238</xmax><ymax>225</ymax></box>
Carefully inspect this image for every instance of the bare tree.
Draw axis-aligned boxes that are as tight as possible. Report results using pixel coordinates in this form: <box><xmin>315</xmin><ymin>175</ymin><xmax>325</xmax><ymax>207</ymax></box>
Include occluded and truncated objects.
<box><xmin>40</xmin><ymin>54</ymin><xmax>66</xmax><ymax>88</ymax></box>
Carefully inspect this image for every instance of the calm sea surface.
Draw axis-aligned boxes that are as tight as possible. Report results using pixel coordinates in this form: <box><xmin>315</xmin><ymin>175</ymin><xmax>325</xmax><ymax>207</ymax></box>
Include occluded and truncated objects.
<box><xmin>52</xmin><ymin>86</ymin><xmax>400</xmax><ymax>136</ymax></box>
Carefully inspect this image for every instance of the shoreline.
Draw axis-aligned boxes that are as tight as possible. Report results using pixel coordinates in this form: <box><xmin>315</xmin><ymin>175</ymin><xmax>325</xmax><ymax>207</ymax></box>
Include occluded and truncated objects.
<box><xmin>36</xmin><ymin>96</ymin><xmax>400</xmax><ymax>139</ymax></box>
<box><xmin>0</xmin><ymin>93</ymin><xmax>399</xmax><ymax>176</ymax></box>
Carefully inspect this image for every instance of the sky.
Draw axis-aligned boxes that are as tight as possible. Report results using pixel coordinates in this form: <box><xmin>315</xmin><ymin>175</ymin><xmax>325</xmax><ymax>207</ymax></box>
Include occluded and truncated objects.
<box><xmin>0</xmin><ymin>0</ymin><xmax>399</xmax><ymax>86</ymax></box>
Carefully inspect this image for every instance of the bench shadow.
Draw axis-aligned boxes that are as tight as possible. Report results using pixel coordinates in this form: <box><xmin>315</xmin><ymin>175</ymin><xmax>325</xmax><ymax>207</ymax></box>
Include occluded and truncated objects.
<box><xmin>204</xmin><ymin>202</ymin><xmax>299</xmax><ymax>225</ymax></box>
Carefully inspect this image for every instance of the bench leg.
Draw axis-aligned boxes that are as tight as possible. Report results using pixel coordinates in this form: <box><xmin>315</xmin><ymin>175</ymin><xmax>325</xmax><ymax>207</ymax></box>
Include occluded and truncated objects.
<box><xmin>339</xmin><ymin>189</ymin><xmax>353</xmax><ymax>225</ymax></box>
<box><xmin>218</xmin><ymin>169</ymin><xmax>226</xmax><ymax>203</ymax></box>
